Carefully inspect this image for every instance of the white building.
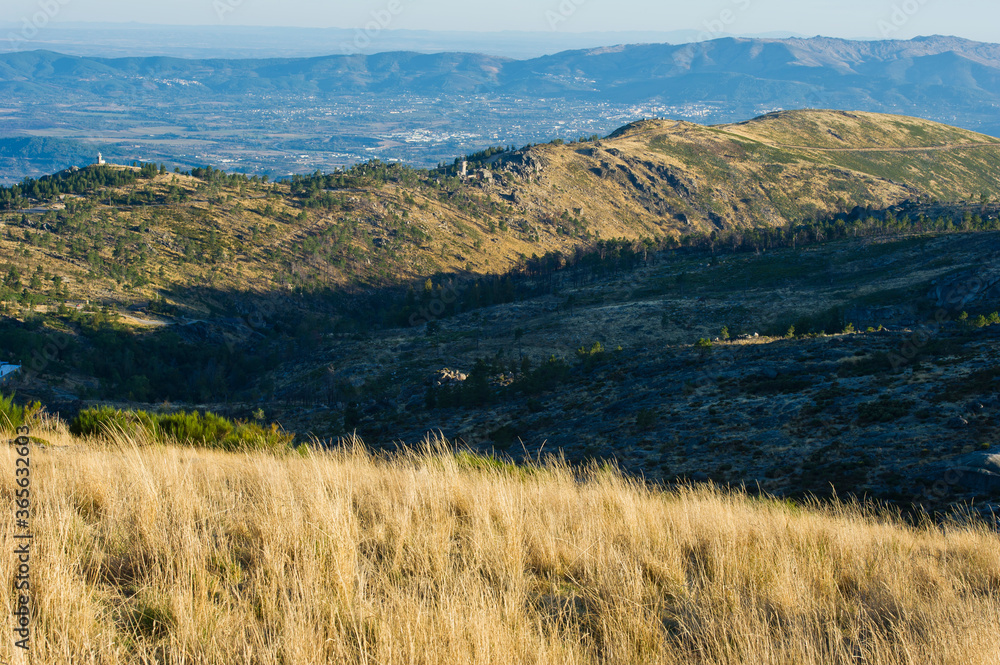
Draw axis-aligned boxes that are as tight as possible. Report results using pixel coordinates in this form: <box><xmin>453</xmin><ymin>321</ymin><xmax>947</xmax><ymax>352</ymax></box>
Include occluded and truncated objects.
<box><xmin>0</xmin><ymin>363</ymin><xmax>21</xmax><ymax>384</ymax></box>
<box><xmin>96</xmin><ymin>152</ymin><xmax>106</xmax><ymax>165</ymax></box>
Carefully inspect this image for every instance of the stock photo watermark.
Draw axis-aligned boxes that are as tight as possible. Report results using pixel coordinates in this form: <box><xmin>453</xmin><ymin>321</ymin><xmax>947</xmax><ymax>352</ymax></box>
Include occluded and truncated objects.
<box><xmin>545</xmin><ymin>0</ymin><xmax>588</xmax><ymax>31</ymax></box>
<box><xmin>4</xmin><ymin>0</ymin><xmax>72</xmax><ymax>52</ymax></box>
<box><xmin>213</xmin><ymin>0</ymin><xmax>245</xmax><ymax>22</ymax></box>
<box><xmin>887</xmin><ymin>265</ymin><xmax>995</xmax><ymax>370</ymax></box>
<box><xmin>670</xmin><ymin>0</ymin><xmax>755</xmax><ymax>65</ymax></box>
<box><xmin>223</xmin><ymin>298</ymin><xmax>278</xmax><ymax>355</ymax></box>
<box><xmin>340</xmin><ymin>0</ymin><xmax>406</xmax><ymax>55</ymax></box>
<box><xmin>877</xmin><ymin>0</ymin><xmax>931</xmax><ymax>38</ymax></box>
<box><xmin>696</xmin><ymin>0</ymin><xmax>753</xmax><ymax>42</ymax></box>
<box><xmin>10</xmin><ymin>425</ymin><xmax>33</xmax><ymax>652</ymax></box>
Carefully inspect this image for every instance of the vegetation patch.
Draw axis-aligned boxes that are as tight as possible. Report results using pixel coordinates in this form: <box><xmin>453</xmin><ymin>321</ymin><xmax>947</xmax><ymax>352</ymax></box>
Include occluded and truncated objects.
<box><xmin>935</xmin><ymin>365</ymin><xmax>1000</xmax><ymax>403</ymax></box>
<box><xmin>740</xmin><ymin>375</ymin><xmax>814</xmax><ymax>395</ymax></box>
<box><xmin>0</xmin><ymin>392</ymin><xmax>42</xmax><ymax>432</ymax></box>
<box><xmin>69</xmin><ymin>406</ymin><xmax>294</xmax><ymax>451</ymax></box>
<box><xmin>856</xmin><ymin>397</ymin><xmax>916</xmax><ymax>424</ymax></box>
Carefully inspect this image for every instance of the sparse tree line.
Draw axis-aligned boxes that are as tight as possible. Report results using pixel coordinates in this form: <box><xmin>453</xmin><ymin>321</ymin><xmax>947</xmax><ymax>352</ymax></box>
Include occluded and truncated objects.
<box><xmin>368</xmin><ymin>201</ymin><xmax>1000</xmax><ymax>335</ymax></box>
<box><xmin>3</xmin><ymin>155</ymin><xmax>1000</xmax><ymax>406</ymax></box>
<box><xmin>0</xmin><ymin>164</ymin><xmax>158</xmax><ymax>210</ymax></box>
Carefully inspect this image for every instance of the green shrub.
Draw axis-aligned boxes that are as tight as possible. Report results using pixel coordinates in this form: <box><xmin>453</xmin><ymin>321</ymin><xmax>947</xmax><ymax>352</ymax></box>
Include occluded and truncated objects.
<box><xmin>0</xmin><ymin>393</ymin><xmax>42</xmax><ymax>433</ymax></box>
<box><xmin>516</xmin><ymin>356</ymin><xmax>571</xmax><ymax>395</ymax></box>
<box><xmin>69</xmin><ymin>406</ymin><xmax>158</xmax><ymax>438</ymax></box>
<box><xmin>156</xmin><ymin>411</ymin><xmax>233</xmax><ymax>445</ymax></box>
<box><xmin>70</xmin><ymin>407</ymin><xmax>294</xmax><ymax>451</ymax></box>
<box><xmin>636</xmin><ymin>408</ymin><xmax>658</xmax><ymax>430</ymax></box>
<box><xmin>576</xmin><ymin>341</ymin><xmax>607</xmax><ymax>362</ymax></box>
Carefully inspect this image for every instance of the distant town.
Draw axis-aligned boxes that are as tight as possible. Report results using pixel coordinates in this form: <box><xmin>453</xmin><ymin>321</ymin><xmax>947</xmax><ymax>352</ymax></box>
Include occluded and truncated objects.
<box><xmin>0</xmin><ymin>91</ymin><xmax>775</xmax><ymax>185</ymax></box>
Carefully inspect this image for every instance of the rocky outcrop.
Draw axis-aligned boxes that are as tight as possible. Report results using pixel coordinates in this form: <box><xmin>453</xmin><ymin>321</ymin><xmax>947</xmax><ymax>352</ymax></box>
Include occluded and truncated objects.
<box><xmin>939</xmin><ymin>450</ymin><xmax>1000</xmax><ymax>494</ymax></box>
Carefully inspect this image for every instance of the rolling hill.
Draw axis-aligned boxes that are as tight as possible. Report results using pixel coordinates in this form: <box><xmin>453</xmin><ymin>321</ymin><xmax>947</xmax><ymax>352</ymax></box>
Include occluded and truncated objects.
<box><xmin>3</xmin><ymin>110</ymin><xmax>1000</xmax><ymax>511</ymax></box>
<box><xmin>498</xmin><ymin>110</ymin><xmax>1000</xmax><ymax>233</ymax></box>
<box><xmin>2</xmin><ymin>110</ymin><xmax>1000</xmax><ymax>309</ymax></box>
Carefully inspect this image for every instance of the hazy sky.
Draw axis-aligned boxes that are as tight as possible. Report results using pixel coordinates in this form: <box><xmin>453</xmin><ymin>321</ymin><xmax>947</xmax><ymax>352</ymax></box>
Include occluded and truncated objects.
<box><xmin>2</xmin><ymin>0</ymin><xmax>999</xmax><ymax>42</ymax></box>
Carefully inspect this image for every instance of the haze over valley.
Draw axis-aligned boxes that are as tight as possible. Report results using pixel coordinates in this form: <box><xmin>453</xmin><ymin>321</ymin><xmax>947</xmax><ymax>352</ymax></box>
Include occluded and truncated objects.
<box><xmin>5</xmin><ymin>35</ymin><xmax>1000</xmax><ymax>182</ymax></box>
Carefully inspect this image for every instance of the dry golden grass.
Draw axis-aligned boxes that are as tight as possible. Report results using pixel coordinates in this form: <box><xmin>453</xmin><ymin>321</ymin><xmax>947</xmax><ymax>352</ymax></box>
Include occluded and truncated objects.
<box><xmin>2</xmin><ymin>429</ymin><xmax>999</xmax><ymax>664</ymax></box>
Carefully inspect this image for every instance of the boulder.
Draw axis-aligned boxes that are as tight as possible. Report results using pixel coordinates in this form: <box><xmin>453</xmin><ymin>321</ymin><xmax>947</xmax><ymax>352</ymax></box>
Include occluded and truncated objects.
<box><xmin>432</xmin><ymin>368</ymin><xmax>468</xmax><ymax>386</ymax></box>
<box><xmin>943</xmin><ymin>450</ymin><xmax>1000</xmax><ymax>494</ymax></box>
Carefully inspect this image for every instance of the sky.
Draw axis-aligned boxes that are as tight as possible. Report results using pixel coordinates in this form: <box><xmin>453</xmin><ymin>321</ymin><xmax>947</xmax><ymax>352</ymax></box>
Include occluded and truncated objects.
<box><xmin>1</xmin><ymin>0</ymin><xmax>998</xmax><ymax>43</ymax></box>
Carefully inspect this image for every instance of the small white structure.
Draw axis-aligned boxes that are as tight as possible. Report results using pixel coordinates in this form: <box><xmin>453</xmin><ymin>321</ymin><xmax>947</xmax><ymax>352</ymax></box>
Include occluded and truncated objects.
<box><xmin>0</xmin><ymin>363</ymin><xmax>21</xmax><ymax>384</ymax></box>
<box><xmin>460</xmin><ymin>160</ymin><xmax>468</xmax><ymax>179</ymax></box>
<box><xmin>96</xmin><ymin>152</ymin><xmax>106</xmax><ymax>165</ymax></box>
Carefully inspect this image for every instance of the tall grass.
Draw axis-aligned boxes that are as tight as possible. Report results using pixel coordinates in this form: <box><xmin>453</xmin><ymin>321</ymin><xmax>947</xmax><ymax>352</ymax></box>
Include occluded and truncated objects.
<box><xmin>2</xmin><ymin>430</ymin><xmax>998</xmax><ymax>664</ymax></box>
<box><xmin>0</xmin><ymin>392</ymin><xmax>40</xmax><ymax>433</ymax></box>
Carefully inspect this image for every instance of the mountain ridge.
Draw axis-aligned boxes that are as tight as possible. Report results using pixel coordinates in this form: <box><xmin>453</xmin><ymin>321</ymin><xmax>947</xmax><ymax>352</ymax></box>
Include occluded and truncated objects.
<box><xmin>7</xmin><ymin>35</ymin><xmax>1000</xmax><ymax>182</ymax></box>
<box><xmin>5</xmin><ymin>35</ymin><xmax>1000</xmax><ymax>104</ymax></box>
<box><xmin>3</xmin><ymin>109</ymin><xmax>1000</xmax><ymax>307</ymax></box>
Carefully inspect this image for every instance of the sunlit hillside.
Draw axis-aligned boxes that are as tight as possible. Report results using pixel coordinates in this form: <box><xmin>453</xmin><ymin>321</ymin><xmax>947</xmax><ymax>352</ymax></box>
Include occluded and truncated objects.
<box><xmin>3</xmin><ymin>110</ymin><xmax>1000</xmax><ymax>313</ymax></box>
<box><xmin>2</xmin><ymin>427</ymin><xmax>998</xmax><ymax>664</ymax></box>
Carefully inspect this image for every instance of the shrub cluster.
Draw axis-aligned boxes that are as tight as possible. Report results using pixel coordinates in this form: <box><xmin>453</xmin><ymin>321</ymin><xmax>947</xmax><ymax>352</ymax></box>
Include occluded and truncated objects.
<box><xmin>69</xmin><ymin>406</ymin><xmax>294</xmax><ymax>451</ymax></box>
<box><xmin>856</xmin><ymin>397</ymin><xmax>916</xmax><ymax>424</ymax></box>
<box><xmin>0</xmin><ymin>393</ymin><xmax>42</xmax><ymax>432</ymax></box>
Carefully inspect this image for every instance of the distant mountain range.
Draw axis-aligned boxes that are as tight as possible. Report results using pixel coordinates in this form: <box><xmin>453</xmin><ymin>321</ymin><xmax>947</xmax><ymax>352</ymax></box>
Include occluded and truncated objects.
<box><xmin>3</xmin><ymin>35</ymin><xmax>1000</xmax><ymax>182</ymax></box>
<box><xmin>3</xmin><ymin>35</ymin><xmax>1000</xmax><ymax>133</ymax></box>
<box><xmin>0</xmin><ymin>24</ymin><xmax>812</xmax><ymax>60</ymax></box>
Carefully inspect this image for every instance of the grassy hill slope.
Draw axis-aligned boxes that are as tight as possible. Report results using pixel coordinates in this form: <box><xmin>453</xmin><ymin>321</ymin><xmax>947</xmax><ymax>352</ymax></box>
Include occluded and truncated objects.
<box><xmin>4</xmin><ymin>431</ymin><xmax>998</xmax><ymax>664</ymax></box>
<box><xmin>511</xmin><ymin>110</ymin><xmax>1000</xmax><ymax>235</ymax></box>
<box><xmin>3</xmin><ymin>110</ymin><xmax>1000</xmax><ymax>316</ymax></box>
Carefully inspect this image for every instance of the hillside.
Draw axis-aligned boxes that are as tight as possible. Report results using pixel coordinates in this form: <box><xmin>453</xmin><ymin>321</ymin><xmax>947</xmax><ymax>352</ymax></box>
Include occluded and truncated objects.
<box><xmin>2</xmin><ymin>110</ymin><xmax>1000</xmax><ymax>309</ymax></box>
<box><xmin>507</xmin><ymin>110</ymin><xmax>1000</xmax><ymax>232</ymax></box>
<box><xmin>2</xmin><ymin>431</ymin><xmax>998</xmax><ymax>663</ymax></box>
<box><xmin>4</xmin><ymin>110</ymin><xmax>1000</xmax><ymax>512</ymax></box>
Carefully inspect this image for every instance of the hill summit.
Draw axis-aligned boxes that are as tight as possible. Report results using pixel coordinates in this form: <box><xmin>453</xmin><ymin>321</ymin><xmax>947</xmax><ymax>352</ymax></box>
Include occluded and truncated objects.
<box><xmin>3</xmin><ymin>109</ymin><xmax>1000</xmax><ymax>310</ymax></box>
<box><xmin>504</xmin><ymin>109</ymin><xmax>1000</xmax><ymax>234</ymax></box>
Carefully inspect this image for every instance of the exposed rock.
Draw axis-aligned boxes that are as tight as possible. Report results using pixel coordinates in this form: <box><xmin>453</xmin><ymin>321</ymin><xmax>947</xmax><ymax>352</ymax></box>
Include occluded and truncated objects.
<box><xmin>433</xmin><ymin>368</ymin><xmax>468</xmax><ymax>386</ymax></box>
<box><xmin>942</xmin><ymin>450</ymin><xmax>1000</xmax><ymax>494</ymax></box>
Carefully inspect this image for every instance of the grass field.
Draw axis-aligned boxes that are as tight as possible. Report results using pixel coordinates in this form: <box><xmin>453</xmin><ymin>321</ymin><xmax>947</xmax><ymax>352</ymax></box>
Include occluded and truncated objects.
<box><xmin>2</xmin><ymin>428</ymin><xmax>998</xmax><ymax>664</ymax></box>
